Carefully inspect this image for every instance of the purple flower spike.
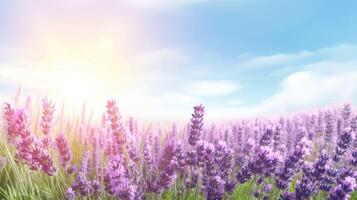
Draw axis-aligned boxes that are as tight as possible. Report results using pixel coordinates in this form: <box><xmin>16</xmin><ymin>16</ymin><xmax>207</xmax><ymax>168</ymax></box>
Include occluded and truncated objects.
<box><xmin>328</xmin><ymin>176</ymin><xmax>356</xmax><ymax>200</ymax></box>
<box><xmin>188</xmin><ymin>104</ymin><xmax>204</xmax><ymax>146</ymax></box>
<box><xmin>67</xmin><ymin>165</ymin><xmax>77</xmax><ymax>175</ymax></box>
<box><xmin>280</xmin><ymin>192</ymin><xmax>294</xmax><ymax>200</ymax></box>
<box><xmin>324</xmin><ymin>110</ymin><xmax>335</xmax><ymax>144</ymax></box>
<box><xmin>65</xmin><ymin>187</ymin><xmax>75</xmax><ymax>200</ymax></box>
<box><xmin>224</xmin><ymin>179</ymin><xmax>237</xmax><ymax>194</ymax></box>
<box><xmin>39</xmin><ymin>151</ymin><xmax>57</xmax><ymax>176</ymax></box>
<box><xmin>3</xmin><ymin>102</ymin><xmax>17</xmax><ymax>139</ymax></box>
<box><xmin>259</xmin><ymin>127</ymin><xmax>274</xmax><ymax>146</ymax></box>
<box><xmin>104</xmin><ymin>156</ymin><xmax>137</xmax><ymax>200</ymax></box>
<box><xmin>215</xmin><ymin>141</ymin><xmax>233</xmax><ymax>179</ymax></box>
<box><xmin>55</xmin><ymin>133</ymin><xmax>72</xmax><ymax>168</ymax></box>
<box><xmin>73</xmin><ymin>172</ymin><xmax>92</xmax><ymax>196</ymax></box>
<box><xmin>106</xmin><ymin>99</ymin><xmax>126</xmax><ymax>153</ymax></box>
<box><xmin>310</xmin><ymin>152</ymin><xmax>329</xmax><ymax>181</ymax></box>
<box><xmin>351</xmin><ymin>115</ymin><xmax>357</xmax><ymax>132</ymax></box>
<box><xmin>341</xmin><ymin>104</ymin><xmax>352</xmax><ymax>123</ymax></box>
<box><xmin>205</xmin><ymin>175</ymin><xmax>225</xmax><ymax>200</ymax></box>
<box><xmin>126</xmin><ymin>135</ymin><xmax>140</xmax><ymax>162</ymax></box>
<box><xmin>91</xmin><ymin>180</ymin><xmax>101</xmax><ymax>194</ymax></box>
<box><xmin>333</xmin><ymin>127</ymin><xmax>353</xmax><ymax>162</ymax></box>
<box><xmin>41</xmin><ymin>98</ymin><xmax>55</xmax><ymax>136</ymax></box>
<box><xmin>276</xmin><ymin>137</ymin><xmax>311</xmax><ymax>189</ymax></box>
<box><xmin>295</xmin><ymin>175</ymin><xmax>314</xmax><ymax>199</ymax></box>
<box><xmin>236</xmin><ymin>166</ymin><xmax>252</xmax><ymax>183</ymax></box>
<box><xmin>79</xmin><ymin>151</ymin><xmax>90</xmax><ymax>175</ymax></box>
<box><xmin>158</xmin><ymin>141</ymin><xmax>179</xmax><ymax>190</ymax></box>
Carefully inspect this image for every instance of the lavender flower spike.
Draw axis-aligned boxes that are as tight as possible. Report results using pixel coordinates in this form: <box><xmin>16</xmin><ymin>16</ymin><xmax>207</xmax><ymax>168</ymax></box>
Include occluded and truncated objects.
<box><xmin>333</xmin><ymin>127</ymin><xmax>353</xmax><ymax>162</ymax></box>
<box><xmin>328</xmin><ymin>176</ymin><xmax>356</xmax><ymax>200</ymax></box>
<box><xmin>188</xmin><ymin>104</ymin><xmax>204</xmax><ymax>146</ymax></box>
<box><xmin>106</xmin><ymin>99</ymin><xmax>126</xmax><ymax>152</ymax></box>
<box><xmin>65</xmin><ymin>187</ymin><xmax>75</xmax><ymax>200</ymax></box>
<box><xmin>55</xmin><ymin>133</ymin><xmax>72</xmax><ymax>168</ymax></box>
<box><xmin>41</xmin><ymin>97</ymin><xmax>55</xmax><ymax>135</ymax></box>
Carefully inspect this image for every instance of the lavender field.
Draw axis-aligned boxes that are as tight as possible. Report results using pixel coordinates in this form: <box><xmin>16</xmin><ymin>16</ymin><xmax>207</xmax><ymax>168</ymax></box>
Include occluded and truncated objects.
<box><xmin>0</xmin><ymin>94</ymin><xmax>356</xmax><ymax>200</ymax></box>
<box><xmin>2</xmin><ymin>1</ymin><xmax>357</xmax><ymax>200</ymax></box>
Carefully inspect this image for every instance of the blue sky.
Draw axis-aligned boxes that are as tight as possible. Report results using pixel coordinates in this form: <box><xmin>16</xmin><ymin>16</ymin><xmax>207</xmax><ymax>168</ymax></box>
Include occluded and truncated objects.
<box><xmin>1</xmin><ymin>0</ymin><xmax>357</xmax><ymax>119</ymax></box>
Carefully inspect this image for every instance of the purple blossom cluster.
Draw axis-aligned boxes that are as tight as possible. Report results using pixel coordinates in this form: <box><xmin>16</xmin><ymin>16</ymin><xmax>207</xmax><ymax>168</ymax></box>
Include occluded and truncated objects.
<box><xmin>41</xmin><ymin>97</ymin><xmax>55</xmax><ymax>136</ymax></box>
<box><xmin>55</xmin><ymin>133</ymin><xmax>72</xmax><ymax>168</ymax></box>
<box><xmin>104</xmin><ymin>155</ymin><xmax>137</xmax><ymax>199</ymax></box>
<box><xmin>188</xmin><ymin>104</ymin><xmax>204</xmax><ymax>146</ymax></box>
<box><xmin>3</xmin><ymin>103</ymin><xmax>57</xmax><ymax>176</ymax></box>
<box><xmin>106</xmin><ymin>99</ymin><xmax>126</xmax><ymax>154</ymax></box>
<box><xmin>2</xmin><ymin>99</ymin><xmax>357</xmax><ymax>199</ymax></box>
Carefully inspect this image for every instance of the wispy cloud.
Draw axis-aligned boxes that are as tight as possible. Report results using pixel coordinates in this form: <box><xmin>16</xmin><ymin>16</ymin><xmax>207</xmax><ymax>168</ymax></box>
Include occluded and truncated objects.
<box><xmin>199</xmin><ymin>44</ymin><xmax>357</xmax><ymax>120</ymax></box>
<box><xmin>236</xmin><ymin>44</ymin><xmax>357</xmax><ymax>70</ymax></box>
<box><xmin>236</xmin><ymin>51</ymin><xmax>314</xmax><ymax>69</ymax></box>
<box><xmin>225</xmin><ymin>44</ymin><xmax>357</xmax><ymax>118</ymax></box>
<box><xmin>3</xmin><ymin>44</ymin><xmax>357</xmax><ymax>120</ymax></box>
<box><xmin>255</xmin><ymin>67</ymin><xmax>357</xmax><ymax>116</ymax></box>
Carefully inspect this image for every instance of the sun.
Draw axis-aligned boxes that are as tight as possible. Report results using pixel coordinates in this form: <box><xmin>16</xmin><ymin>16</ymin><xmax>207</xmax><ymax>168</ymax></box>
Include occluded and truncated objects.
<box><xmin>35</xmin><ymin>35</ymin><xmax>132</xmax><ymax>112</ymax></box>
<box><xmin>50</xmin><ymin>64</ymin><xmax>98</xmax><ymax>102</ymax></box>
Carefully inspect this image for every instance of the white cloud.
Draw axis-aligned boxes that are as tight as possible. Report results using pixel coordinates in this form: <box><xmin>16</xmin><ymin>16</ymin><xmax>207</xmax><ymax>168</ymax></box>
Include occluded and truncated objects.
<box><xmin>254</xmin><ymin>67</ymin><xmax>357</xmax><ymax>116</ymax></box>
<box><xmin>207</xmin><ymin>44</ymin><xmax>357</xmax><ymax>119</ymax></box>
<box><xmin>249</xmin><ymin>44</ymin><xmax>357</xmax><ymax>117</ymax></box>
<box><xmin>240</xmin><ymin>64</ymin><xmax>356</xmax><ymax>119</ymax></box>
<box><xmin>2</xmin><ymin>44</ymin><xmax>357</xmax><ymax>120</ymax></box>
<box><xmin>236</xmin><ymin>44</ymin><xmax>357</xmax><ymax>69</ymax></box>
<box><xmin>237</xmin><ymin>51</ymin><xmax>314</xmax><ymax>69</ymax></box>
<box><xmin>186</xmin><ymin>80</ymin><xmax>240</xmax><ymax>96</ymax></box>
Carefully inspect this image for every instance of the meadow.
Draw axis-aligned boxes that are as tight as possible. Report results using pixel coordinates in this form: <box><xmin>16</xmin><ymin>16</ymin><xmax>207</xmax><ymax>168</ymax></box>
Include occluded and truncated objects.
<box><xmin>0</xmin><ymin>94</ymin><xmax>356</xmax><ymax>200</ymax></box>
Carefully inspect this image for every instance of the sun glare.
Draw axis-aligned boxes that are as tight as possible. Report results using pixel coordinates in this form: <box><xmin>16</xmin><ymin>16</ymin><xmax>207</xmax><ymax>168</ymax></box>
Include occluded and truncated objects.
<box><xmin>51</xmin><ymin>64</ymin><xmax>99</xmax><ymax>101</ymax></box>
<box><xmin>34</xmin><ymin>36</ymin><xmax>132</xmax><ymax>112</ymax></box>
